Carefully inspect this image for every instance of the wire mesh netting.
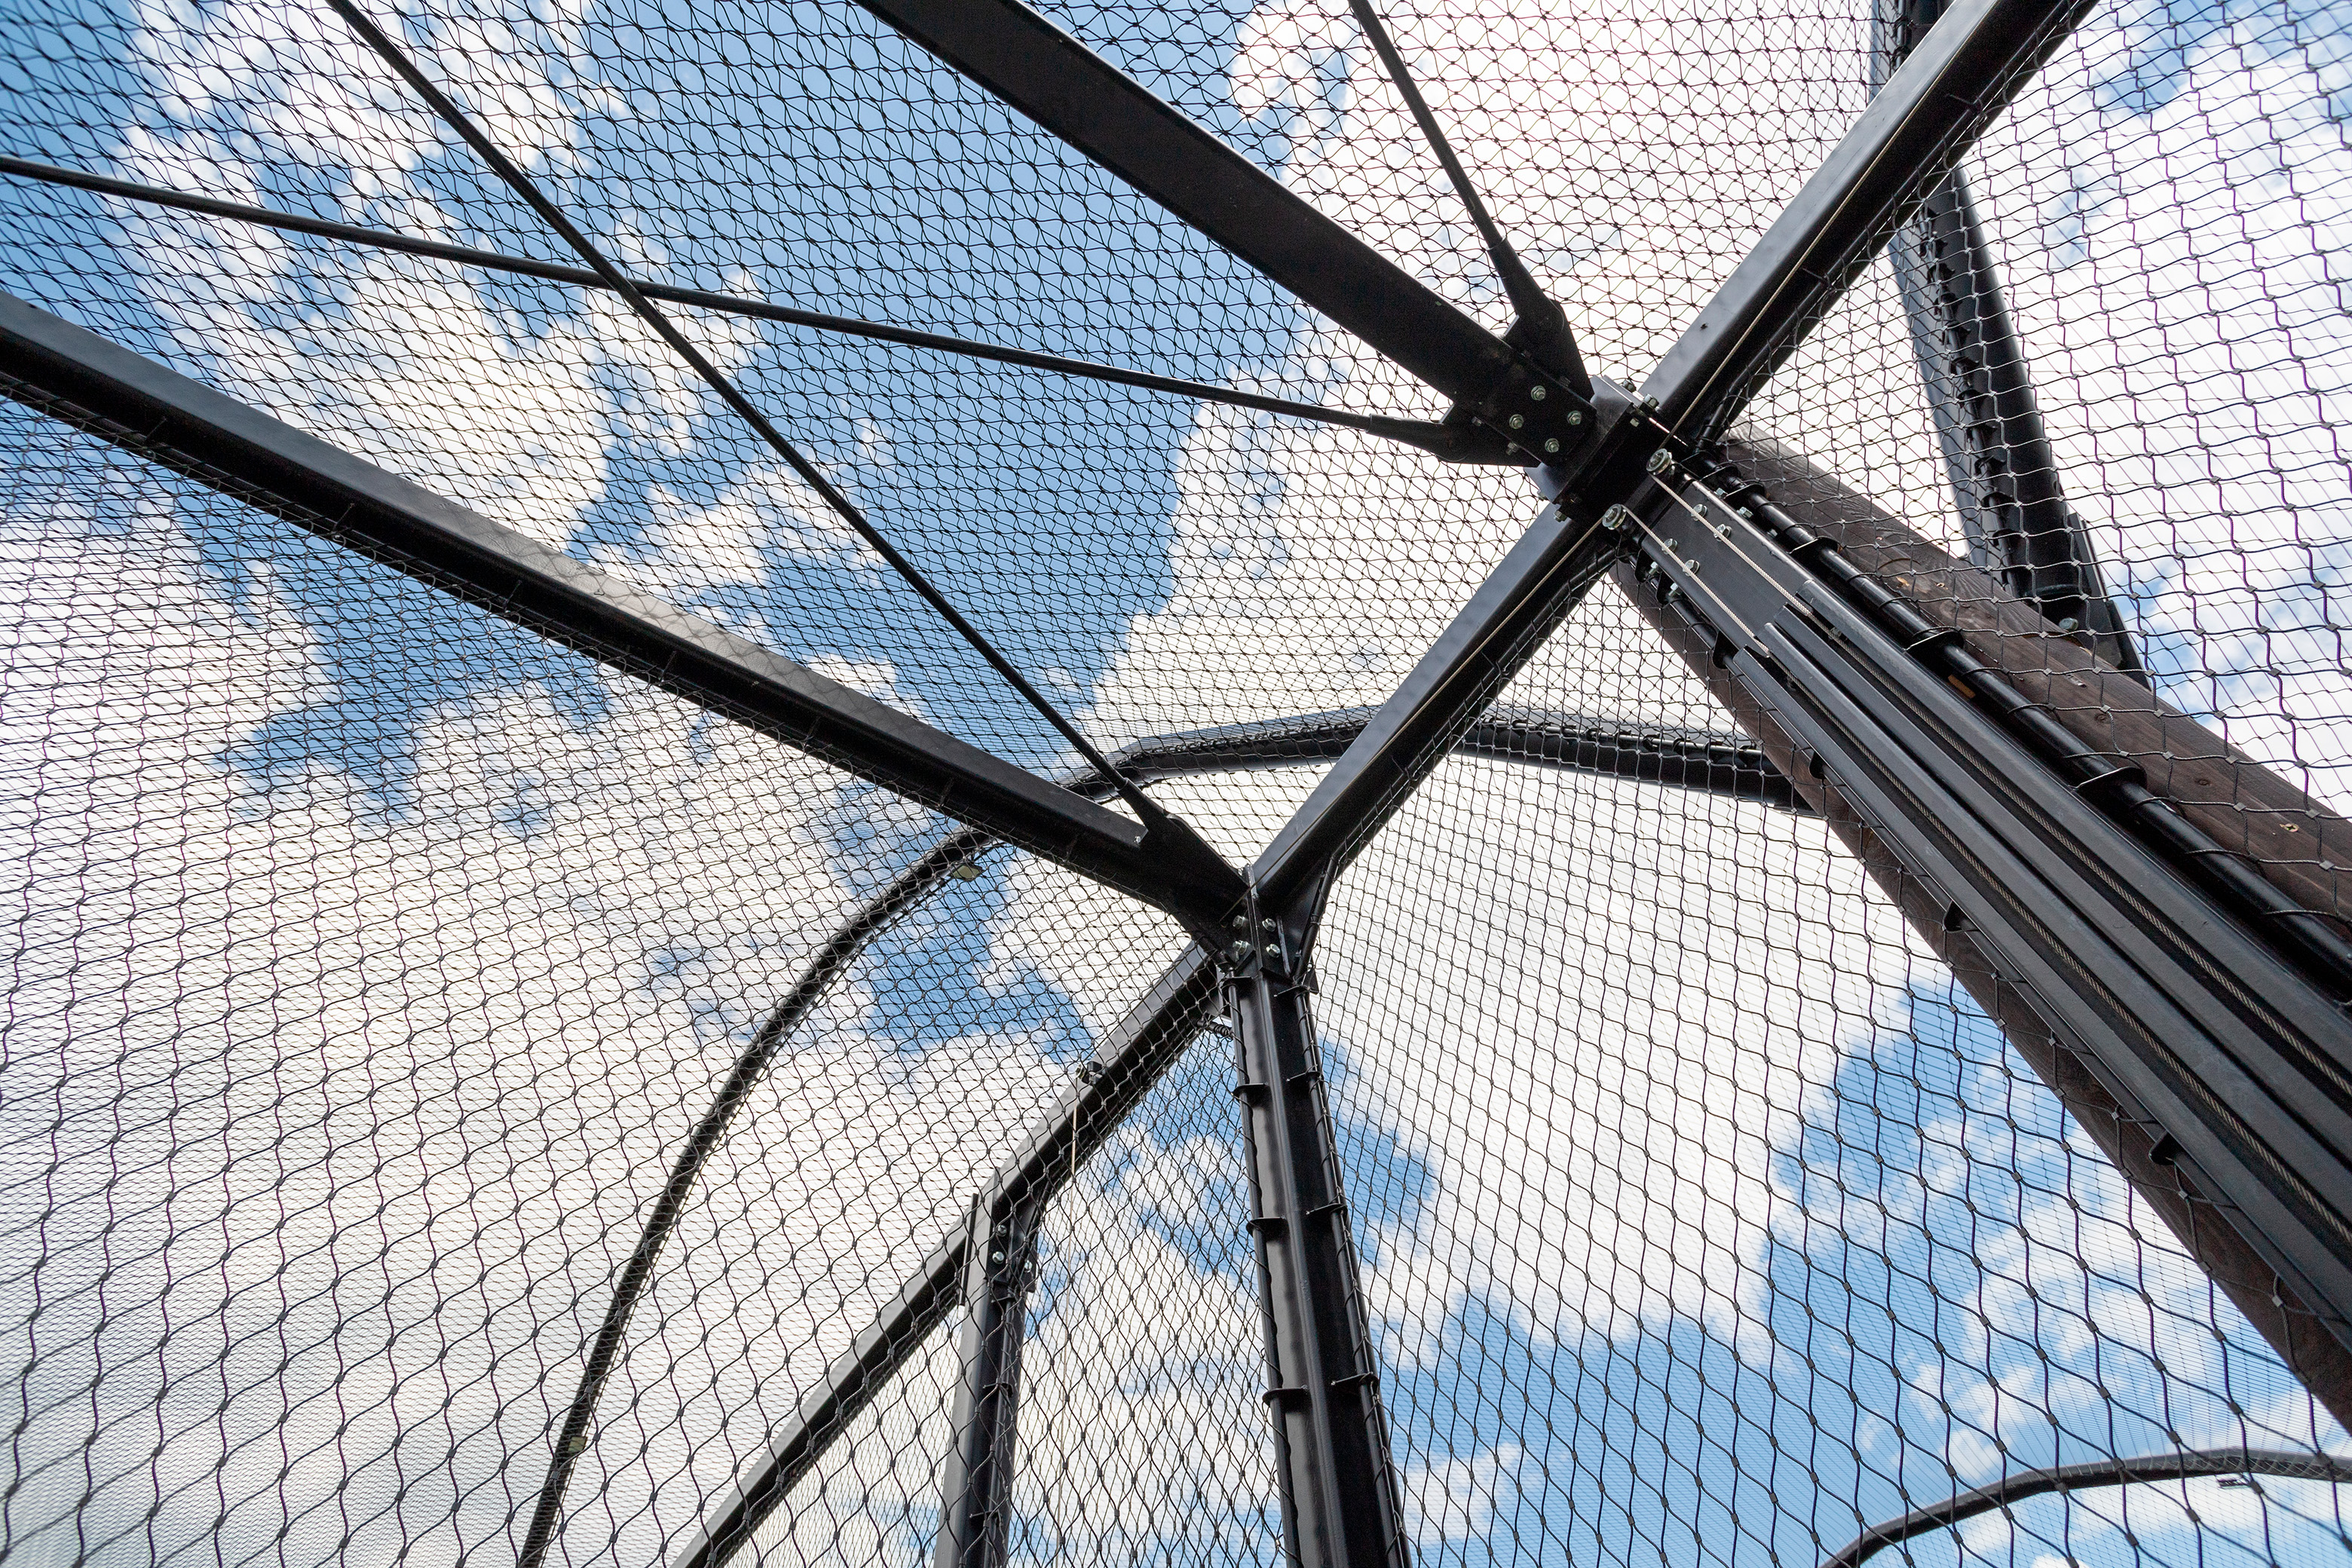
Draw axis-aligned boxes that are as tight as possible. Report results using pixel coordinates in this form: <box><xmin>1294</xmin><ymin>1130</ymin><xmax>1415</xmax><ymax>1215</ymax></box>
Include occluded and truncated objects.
<box><xmin>4</xmin><ymin>0</ymin><xmax>2352</xmax><ymax>1565</ymax></box>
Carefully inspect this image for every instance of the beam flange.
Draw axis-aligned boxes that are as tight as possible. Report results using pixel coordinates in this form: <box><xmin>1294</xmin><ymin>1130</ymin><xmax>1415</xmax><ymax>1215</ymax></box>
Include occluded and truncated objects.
<box><xmin>0</xmin><ymin>289</ymin><xmax>1244</xmax><ymax>931</ymax></box>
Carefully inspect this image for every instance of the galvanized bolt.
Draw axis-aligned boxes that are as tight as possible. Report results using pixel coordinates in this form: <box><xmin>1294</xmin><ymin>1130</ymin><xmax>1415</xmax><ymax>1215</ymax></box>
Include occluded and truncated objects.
<box><xmin>1260</xmin><ymin>917</ymin><xmax>1277</xmax><ymax>932</ymax></box>
<box><xmin>1263</xmin><ymin>942</ymin><xmax>1281</xmax><ymax>959</ymax></box>
<box><xmin>1646</xmin><ymin>448</ymin><xmax>1674</xmax><ymax>475</ymax></box>
<box><xmin>1601</xmin><ymin>504</ymin><xmax>1634</xmax><ymax>531</ymax></box>
<box><xmin>1529</xmin><ymin>384</ymin><xmax>1547</xmax><ymax>401</ymax></box>
<box><xmin>1565</xmin><ymin>409</ymin><xmax>1584</xmax><ymax>426</ymax></box>
<box><xmin>1507</xmin><ymin>413</ymin><xmax>1525</xmax><ymax>430</ymax></box>
<box><xmin>1543</xmin><ymin>438</ymin><xmax>1561</xmax><ymax>455</ymax></box>
<box><xmin>1226</xmin><ymin>941</ymin><xmax>1252</xmax><ymax>964</ymax></box>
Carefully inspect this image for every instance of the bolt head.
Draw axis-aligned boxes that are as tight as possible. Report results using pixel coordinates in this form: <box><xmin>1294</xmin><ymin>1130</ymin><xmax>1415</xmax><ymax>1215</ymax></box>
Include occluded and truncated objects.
<box><xmin>1529</xmin><ymin>384</ymin><xmax>1547</xmax><ymax>401</ymax></box>
<box><xmin>1507</xmin><ymin>413</ymin><xmax>1525</xmax><ymax>430</ymax></box>
<box><xmin>1543</xmin><ymin>438</ymin><xmax>1560</xmax><ymax>454</ymax></box>
<box><xmin>1262</xmin><ymin>942</ymin><xmax>1281</xmax><ymax>958</ymax></box>
<box><xmin>1646</xmin><ymin>448</ymin><xmax>1674</xmax><ymax>475</ymax></box>
<box><xmin>1566</xmin><ymin>409</ymin><xmax>1584</xmax><ymax>425</ymax></box>
<box><xmin>1601</xmin><ymin>504</ymin><xmax>1634</xmax><ymax>530</ymax></box>
<box><xmin>1226</xmin><ymin>941</ymin><xmax>1252</xmax><ymax>963</ymax></box>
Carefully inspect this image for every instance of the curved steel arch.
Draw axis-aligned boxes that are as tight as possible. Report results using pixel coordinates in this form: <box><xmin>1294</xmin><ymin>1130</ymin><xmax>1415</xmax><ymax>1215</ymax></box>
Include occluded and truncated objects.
<box><xmin>519</xmin><ymin>707</ymin><xmax>1796</xmax><ymax>1566</ymax></box>
<box><xmin>1824</xmin><ymin>1449</ymin><xmax>2352</xmax><ymax>1568</ymax></box>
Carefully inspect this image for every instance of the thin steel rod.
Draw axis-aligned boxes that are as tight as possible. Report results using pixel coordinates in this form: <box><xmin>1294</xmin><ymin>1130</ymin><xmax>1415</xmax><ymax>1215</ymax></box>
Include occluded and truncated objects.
<box><xmin>1344</xmin><ymin>0</ymin><xmax>1589</xmax><ymax>394</ymax></box>
<box><xmin>513</xmin><ymin>828</ymin><xmax>991</xmax><ymax>1568</ymax></box>
<box><xmin>1823</xmin><ymin>1449</ymin><xmax>2352</xmax><ymax>1568</ymax></box>
<box><xmin>324</xmin><ymin>0</ymin><xmax>1159</xmax><ymax>816</ymax></box>
<box><xmin>0</xmin><ymin>155</ymin><xmax>1511</xmax><ymax>465</ymax></box>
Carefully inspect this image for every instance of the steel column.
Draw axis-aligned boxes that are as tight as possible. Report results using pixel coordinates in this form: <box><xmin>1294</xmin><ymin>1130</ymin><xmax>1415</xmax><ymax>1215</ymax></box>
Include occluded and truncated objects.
<box><xmin>933</xmin><ymin>1194</ymin><xmax>1046</xmax><ymax>1568</ymax></box>
<box><xmin>1223</xmin><ymin>900</ymin><xmax>1407</xmax><ymax>1568</ymax></box>
<box><xmin>1869</xmin><ymin>0</ymin><xmax>2144</xmax><ymax>675</ymax></box>
<box><xmin>1621</xmin><ymin>452</ymin><xmax>2352</xmax><ymax>1352</ymax></box>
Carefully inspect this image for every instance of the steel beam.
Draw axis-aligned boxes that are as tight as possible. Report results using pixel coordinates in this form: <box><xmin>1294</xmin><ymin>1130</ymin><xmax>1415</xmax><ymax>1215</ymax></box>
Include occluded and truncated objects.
<box><xmin>1867</xmin><ymin>0</ymin><xmax>2144</xmax><ymax>675</ymax></box>
<box><xmin>1622</xmin><ymin>436</ymin><xmax>2352</xmax><ymax>1429</ymax></box>
<box><xmin>1223</xmin><ymin>902</ymin><xmax>1407</xmax><ymax>1568</ymax></box>
<box><xmin>1643</xmin><ymin>0</ymin><xmax>2104</xmax><ymax>443</ymax></box>
<box><xmin>516</xmin><ymin>701</ymin><xmax>1800</xmax><ymax>1568</ymax></box>
<box><xmin>846</xmin><ymin>0</ymin><xmax>1594</xmax><ymax>458</ymax></box>
<box><xmin>933</xmin><ymin>1193</ymin><xmax>1046</xmax><ymax>1568</ymax></box>
<box><xmin>1247</xmin><ymin>407</ymin><xmax>1646</xmax><ymax>916</ymax></box>
<box><xmin>1622</xmin><ymin>451</ymin><xmax>2352</xmax><ymax>1352</ymax></box>
<box><xmin>0</xmin><ymin>290</ymin><xmax>1243</xmax><ymax>935</ymax></box>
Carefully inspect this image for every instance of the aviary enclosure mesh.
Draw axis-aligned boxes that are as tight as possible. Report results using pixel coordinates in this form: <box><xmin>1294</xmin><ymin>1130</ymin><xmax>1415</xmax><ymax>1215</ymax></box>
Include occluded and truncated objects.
<box><xmin>1</xmin><ymin>1</ymin><xmax>2348</xmax><ymax>1566</ymax></box>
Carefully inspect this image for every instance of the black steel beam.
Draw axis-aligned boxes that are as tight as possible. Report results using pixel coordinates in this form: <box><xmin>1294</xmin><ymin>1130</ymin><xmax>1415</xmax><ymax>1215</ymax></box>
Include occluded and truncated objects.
<box><xmin>0</xmin><ymin>290</ymin><xmax>1244</xmax><ymax>933</ymax></box>
<box><xmin>1643</xmin><ymin>0</ymin><xmax>2103</xmax><ymax>443</ymax></box>
<box><xmin>671</xmin><ymin>950</ymin><xmax>1222</xmax><ymax>1568</ymax></box>
<box><xmin>847</xmin><ymin>0</ymin><xmax>1593</xmax><ymax>458</ymax></box>
<box><xmin>933</xmin><ymin>1193</ymin><xmax>1046</xmax><ymax>1568</ymax></box>
<box><xmin>1223</xmin><ymin>904</ymin><xmax>1409</xmax><ymax>1568</ymax></box>
<box><xmin>1822</xmin><ymin>1449</ymin><xmax>2352</xmax><ymax>1568</ymax></box>
<box><xmin>0</xmin><ymin>156</ymin><xmax>1514</xmax><ymax>466</ymax></box>
<box><xmin>1625</xmin><ymin>456</ymin><xmax>2352</xmax><ymax>1349</ymax></box>
<box><xmin>1864</xmin><ymin>0</ymin><xmax>2144</xmax><ymax>676</ymax></box>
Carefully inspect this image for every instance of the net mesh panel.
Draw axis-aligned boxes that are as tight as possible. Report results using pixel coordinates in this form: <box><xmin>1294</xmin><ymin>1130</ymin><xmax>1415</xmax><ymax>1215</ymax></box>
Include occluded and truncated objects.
<box><xmin>3</xmin><ymin>0</ymin><xmax>2351</xmax><ymax>1565</ymax></box>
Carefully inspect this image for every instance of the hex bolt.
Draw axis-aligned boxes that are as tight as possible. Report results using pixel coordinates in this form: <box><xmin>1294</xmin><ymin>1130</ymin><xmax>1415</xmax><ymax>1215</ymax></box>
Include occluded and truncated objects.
<box><xmin>1262</xmin><ymin>942</ymin><xmax>1281</xmax><ymax>959</ymax></box>
<box><xmin>1565</xmin><ymin>409</ymin><xmax>1585</xmax><ymax>426</ymax></box>
<box><xmin>1543</xmin><ymin>438</ymin><xmax>1561</xmax><ymax>454</ymax></box>
<box><xmin>1507</xmin><ymin>413</ymin><xmax>1525</xmax><ymax>430</ymax></box>
<box><xmin>1226</xmin><ymin>941</ymin><xmax>1252</xmax><ymax>964</ymax></box>
<box><xmin>1529</xmin><ymin>384</ymin><xmax>1547</xmax><ymax>401</ymax></box>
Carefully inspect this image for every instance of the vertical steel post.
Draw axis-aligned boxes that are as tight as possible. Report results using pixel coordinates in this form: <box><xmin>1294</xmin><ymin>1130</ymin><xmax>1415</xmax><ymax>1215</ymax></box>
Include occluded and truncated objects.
<box><xmin>933</xmin><ymin>1194</ymin><xmax>1046</xmax><ymax>1568</ymax></box>
<box><xmin>1870</xmin><ymin>0</ymin><xmax>2145</xmax><ymax>677</ymax></box>
<box><xmin>1222</xmin><ymin>899</ymin><xmax>1409</xmax><ymax>1568</ymax></box>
